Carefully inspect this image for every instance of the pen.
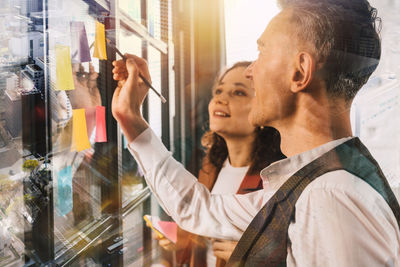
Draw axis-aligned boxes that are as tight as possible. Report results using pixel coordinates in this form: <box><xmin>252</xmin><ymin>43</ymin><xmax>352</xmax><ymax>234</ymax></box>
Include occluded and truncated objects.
<box><xmin>109</xmin><ymin>41</ymin><xmax>167</xmax><ymax>104</ymax></box>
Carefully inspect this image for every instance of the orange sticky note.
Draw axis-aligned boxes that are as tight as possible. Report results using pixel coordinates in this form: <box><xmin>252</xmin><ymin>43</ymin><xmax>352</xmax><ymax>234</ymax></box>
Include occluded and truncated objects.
<box><xmin>93</xmin><ymin>21</ymin><xmax>107</xmax><ymax>60</ymax></box>
<box><xmin>55</xmin><ymin>45</ymin><xmax>75</xmax><ymax>91</ymax></box>
<box><xmin>71</xmin><ymin>109</ymin><xmax>91</xmax><ymax>152</ymax></box>
<box><xmin>95</xmin><ymin>106</ymin><xmax>107</xmax><ymax>143</ymax></box>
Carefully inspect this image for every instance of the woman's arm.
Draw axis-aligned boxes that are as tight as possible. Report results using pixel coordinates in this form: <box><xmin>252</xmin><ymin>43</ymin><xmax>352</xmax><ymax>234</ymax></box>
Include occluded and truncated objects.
<box><xmin>212</xmin><ymin>239</ymin><xmax>238</xmax><ymax>262</ymax></box>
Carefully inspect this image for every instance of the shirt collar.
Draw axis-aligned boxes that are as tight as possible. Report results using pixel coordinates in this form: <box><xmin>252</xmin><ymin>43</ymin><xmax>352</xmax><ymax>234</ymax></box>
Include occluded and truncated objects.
<box><xmin>260</xmin><ymin>137</ymin><xmax>354</xmax><ymax>190</ymax></box>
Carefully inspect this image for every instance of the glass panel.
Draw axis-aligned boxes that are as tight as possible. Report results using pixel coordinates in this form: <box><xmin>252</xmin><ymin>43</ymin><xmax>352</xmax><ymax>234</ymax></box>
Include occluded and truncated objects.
<box><xmin>148</xmin><ymin>0</ymin><xmax>161</xmax><ymax>40</ymax></box>
<box><xmin>224</xmin><ymin>0</ymin><xmax>279</xmax><ymax>66</ymax></box>
<box><xmin>122</xmin><ymin>191</ymin><xmax>148</xmax><ymax>265</ymax></box>
<box><xmin>148</xmin><ymin>45</ymin><xmax>162</xmax><ymax>137</ymax></box>
<box><xmin>0</xmin><ymin>0</ymin><xmax>171</xmax><ymax>264</ymax></box>
<box><xmin>118</xmin><ymin>0</ymin><xmax>171</xmax><ymax>263</ymax></box>
<box><xmin>118</xmin><ymin>29</ymin><xmax>144</xmax><ymax>204</ymax></box>
<box><xmin>46</xmin><ymin>0</ymin><xmax>112</xmax><ymax>265</ymax></box>
<box><xmin>118</xmin><ymin>30</ymin><xmax>149</xmax><ymax>266</ymax></box>
<box><xmin>0</xmin><ymin>0</ymin><xmax>44</xmax><ymax>265</ymax></box>
<box><xmin>351</xmin><ymin>0</ymin><xmax>400</xmax><ymax>196</ymax></box>
<box><xmin>119</xmin><ymin>30</ymin><xmax>142</xmax><ymax>56</ymax></box>
<box><xmin>119</xmin><ymin>0</ymin><xmax>142</xmax><ymax>25</ymax></box>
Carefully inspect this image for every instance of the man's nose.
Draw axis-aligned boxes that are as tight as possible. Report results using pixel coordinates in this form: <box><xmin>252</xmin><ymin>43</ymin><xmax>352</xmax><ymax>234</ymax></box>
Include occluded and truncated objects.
<box><xmin>244</xmin><ymin>62</ymin><xmax>254</xmax><ymax>80</ymax></box>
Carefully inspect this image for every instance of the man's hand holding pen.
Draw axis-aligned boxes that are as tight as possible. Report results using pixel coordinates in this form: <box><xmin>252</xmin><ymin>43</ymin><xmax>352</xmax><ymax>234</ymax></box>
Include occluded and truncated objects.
<box><xmin>108</xmin><ymin>41</ymin><xmax>167</xmax><ymax>103</ymax></box>
<box><xmin>111</xmin><ymin>54</ymin><xmax>151</xmax><ymax>143</ymax></box>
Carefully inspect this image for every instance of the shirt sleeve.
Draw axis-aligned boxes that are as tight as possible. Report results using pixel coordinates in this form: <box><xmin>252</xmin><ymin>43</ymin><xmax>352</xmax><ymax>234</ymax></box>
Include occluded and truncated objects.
<box><xmin>128</xmin><ymin>128</ymin><xmax>265</xmax><ymax>240</ymax></box>
<box><xmin>287</xmin><ymin>171</ymin><xmax>400</xmax><ymax>267</ymax></box>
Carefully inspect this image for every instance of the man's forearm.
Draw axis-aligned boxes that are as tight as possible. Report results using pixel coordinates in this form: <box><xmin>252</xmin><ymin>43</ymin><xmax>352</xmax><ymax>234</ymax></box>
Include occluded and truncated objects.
<box><xmin>128</xmin><ymin>128</ymin><xmax>265</xmax><ymax>240</ymax></box>
<box><xmin>119</xmin><ymin>115</ymin><xmax>149</xmax><ymax>144</ymax></box>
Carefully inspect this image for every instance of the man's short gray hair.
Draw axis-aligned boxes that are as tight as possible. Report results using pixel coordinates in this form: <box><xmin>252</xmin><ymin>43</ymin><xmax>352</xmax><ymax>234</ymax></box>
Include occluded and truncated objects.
<box><xmin>278</xmin><ymin>0</ymin><xmax>381</xmax><ymax>101</ymax></box>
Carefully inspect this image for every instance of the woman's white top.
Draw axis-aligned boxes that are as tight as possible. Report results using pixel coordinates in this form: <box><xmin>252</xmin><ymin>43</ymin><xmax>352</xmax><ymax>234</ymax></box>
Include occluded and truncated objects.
<box><xmin>211</xmin><ymin>159</ymin><xmax>249</xmax><ymax>195</ymax></box>
<box><xmin>207</xmin><ymin>159</ymin><xmax>249</xmax><ymax>266</ymax></box>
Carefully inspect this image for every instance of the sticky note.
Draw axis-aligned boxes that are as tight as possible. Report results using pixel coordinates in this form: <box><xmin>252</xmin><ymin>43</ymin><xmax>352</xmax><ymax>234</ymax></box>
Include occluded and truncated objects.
<box><xmin>93</xmin><ymin>21</ymin><xmax>107</xmax><ymax>60</ymax></box>
<box><xmin>157</xmin><ymin>221</ymin><xmax>178</xmax><ymax>244</ymax></box>
<box><xmin>71</xmin><ymin>109</ymin><xmax>91</xmax><ymax>152</ymax></box>
<box><xmin>70</xmin><ymin>21</ymin><xmax>91</xmax><ymax>63</ymax></box>
<box><xmin>57</xmin><ymin>166</ymin><xmax>73</xmax><ymax>216</ymax></box>
<box><xmin>95</xmin><ymin>106</ymin><xmax>107</xmax><ymax>143</ymax></box>
<box><xmin>143</xmin><ymin>215</ymin><xmax>177</xmax><ymax>243</ymax></box>
<box><xmin>55</xmin><ymin>45</ymin><xmax>75</xmax><ymax>90</ymax></box>
<box><xmin>84</xmin><ymin>106</ymin><xmax>97</xmax><ymax>139</ymax></box>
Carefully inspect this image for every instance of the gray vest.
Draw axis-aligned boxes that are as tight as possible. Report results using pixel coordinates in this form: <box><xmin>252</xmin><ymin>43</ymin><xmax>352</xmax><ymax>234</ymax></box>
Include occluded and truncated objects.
<box><xmin>228</xmin><ymin>138</ymin><xmax>400</xmax><ymax>267</ymax></box>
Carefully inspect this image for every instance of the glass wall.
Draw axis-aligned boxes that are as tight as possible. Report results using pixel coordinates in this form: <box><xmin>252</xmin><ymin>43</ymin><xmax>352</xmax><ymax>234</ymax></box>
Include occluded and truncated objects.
<box><xmin>350</xmin><ymin>0</ymin><xmax>400</xmax><ymax>196</ymax></box>
<box><xmin>224</xmin><ymin>0</ymin><xmax>279</xmax><ymax>66</ymax></box>
<box><xmin>0</xmin><ymin>0</ymin><xmax>43</xmax><ymax>265</ymax></box>
<box><xmin>0</xmin><ymin>0</ymin><xmax>182</xmax><ymax>265</ymax></box>
<box><xmin>1</xmin><ymin>0</ymin><xmax>224</xmax><ymax>264</ymax></box>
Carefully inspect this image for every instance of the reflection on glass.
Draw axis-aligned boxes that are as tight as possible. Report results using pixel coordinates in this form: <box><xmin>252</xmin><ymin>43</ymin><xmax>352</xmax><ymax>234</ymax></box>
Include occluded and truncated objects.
<box><xmin>148</xmin><ymin>45</ymin><xmax>162</xmax><ymax>137</ymax></box>
<box><xmin>148</xmin><ymin>0</ymin><xmax>160</xmax><ymax>38</ymax></box>
<box><xmin>0</xmin><ymin>0</ymin><xmax>44</xmax><ymax>264</ymax></box>
<box><xmin>119</xmin><ymin>0</ymin><xmax>141</xmax><ymax>24</ymax></box>
<box><xmin>119</xmin><ymin>30</ymin><xmax>142</xmax><ymax>56</ymax></box>
<box><xmin>47</xmin><ymin>0</ymin><xmax>109</xmax><ymax>265</ymax></box>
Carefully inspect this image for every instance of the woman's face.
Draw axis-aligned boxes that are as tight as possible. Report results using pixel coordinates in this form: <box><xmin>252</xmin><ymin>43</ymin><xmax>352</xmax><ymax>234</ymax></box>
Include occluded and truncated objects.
<box><xmin>208</xmin><ymin>66</ymin><xmax>256</xmax><ymax>139</ymax></box>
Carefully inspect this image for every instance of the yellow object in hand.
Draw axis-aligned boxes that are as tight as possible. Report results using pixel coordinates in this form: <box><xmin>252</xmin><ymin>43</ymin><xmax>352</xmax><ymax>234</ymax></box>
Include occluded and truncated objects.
<box><xmin>143</xmin><ymin>215</ymin><xmax>164</xmax><ymax>239</ymax></box>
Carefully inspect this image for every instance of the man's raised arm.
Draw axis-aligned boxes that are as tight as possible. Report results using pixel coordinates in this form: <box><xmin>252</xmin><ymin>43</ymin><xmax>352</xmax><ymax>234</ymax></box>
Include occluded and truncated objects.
<box><xmin>111</xmin><ymin>54</ymin><xmax>265</xmax><ymax>239</ymax></box>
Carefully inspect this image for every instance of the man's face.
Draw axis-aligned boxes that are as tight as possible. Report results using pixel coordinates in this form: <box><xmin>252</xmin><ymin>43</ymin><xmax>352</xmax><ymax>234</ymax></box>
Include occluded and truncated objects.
<box><xmin>246</xmin><ymin>10</ymin><xmax>298</xmax><ymax>128</ymax></box>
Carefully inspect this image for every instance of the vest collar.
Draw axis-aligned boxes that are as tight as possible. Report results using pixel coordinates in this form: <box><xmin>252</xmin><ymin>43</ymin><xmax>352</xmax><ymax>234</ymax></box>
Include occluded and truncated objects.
<box><xmin>260</xmin><ymin>136</ymin><xmax>353</xmax><ymax>190</ymax></box>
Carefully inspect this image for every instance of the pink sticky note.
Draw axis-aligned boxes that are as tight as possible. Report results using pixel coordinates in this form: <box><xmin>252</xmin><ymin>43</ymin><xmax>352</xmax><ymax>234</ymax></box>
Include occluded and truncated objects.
<box><xmin>157</xmin><ymin>221</ymin><xmax>177</xmax><ymax>244</ymax></box>
<box><xmin>95</xmin><ymin>106</ymin><xmax>107</xmax><ymax>143</ymax></box>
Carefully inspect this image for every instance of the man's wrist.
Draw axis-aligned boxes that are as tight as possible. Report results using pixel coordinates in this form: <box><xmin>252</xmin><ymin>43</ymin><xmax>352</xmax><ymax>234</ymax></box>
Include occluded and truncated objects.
<box><xmin>119</xmin><ymin>115</ymin><xmax>149</xmax><ymax>143</ymax></box>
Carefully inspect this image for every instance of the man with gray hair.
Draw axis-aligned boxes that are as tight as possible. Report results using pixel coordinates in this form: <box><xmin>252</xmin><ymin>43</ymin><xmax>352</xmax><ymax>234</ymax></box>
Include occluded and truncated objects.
<box><xmin>111</xmin><ymin>0</ymin><xmax>400</xmax><ymax>265</ymax></box>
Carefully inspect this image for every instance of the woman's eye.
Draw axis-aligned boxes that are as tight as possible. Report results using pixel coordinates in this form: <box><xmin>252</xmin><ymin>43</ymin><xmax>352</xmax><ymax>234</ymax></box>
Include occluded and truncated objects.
<box><xmin>234</xmin><ymin>90</ymin><xmax>246</xmax><ymax>96</ymax></box>
<box><xmin>214</xmin><ymin>89</ymin><xmax>222</xmax><ymax>95</ymax></box>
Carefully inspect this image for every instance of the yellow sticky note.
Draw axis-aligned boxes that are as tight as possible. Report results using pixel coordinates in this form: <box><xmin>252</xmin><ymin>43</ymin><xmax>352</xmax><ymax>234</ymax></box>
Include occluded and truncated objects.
<box><xmin>71</xmin><ymin>109</ymin><xmax>91</xmax><ymax>152</ymax></box>
<box><xmin>55</xmin><ymin>45</ymin><xmax>75</xmax><ymax>91</ymax></box>
<box><xmin>93</xmin><ymin>21</ymin><xmax>107</xmax><ymax>60</ymax></box>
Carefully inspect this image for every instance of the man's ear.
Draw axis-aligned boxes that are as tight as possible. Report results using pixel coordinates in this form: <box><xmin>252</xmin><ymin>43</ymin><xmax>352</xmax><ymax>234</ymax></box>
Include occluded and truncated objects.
<box><xmin>290</xmin><ymin>52</ymin><xmax>315</xmax><ymax>93</ymax></box>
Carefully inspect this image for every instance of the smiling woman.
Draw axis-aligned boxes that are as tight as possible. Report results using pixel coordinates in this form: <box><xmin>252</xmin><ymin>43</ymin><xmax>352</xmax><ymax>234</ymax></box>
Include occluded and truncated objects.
<box><xmin>203</xmin><ymin>61</ymin><xmax>285</xmax><ymax>185</ymax></box>
<box><xmin>208</xmin><ymin>63</ymin><xmax>255</xmax><ymax>141</ymax></box>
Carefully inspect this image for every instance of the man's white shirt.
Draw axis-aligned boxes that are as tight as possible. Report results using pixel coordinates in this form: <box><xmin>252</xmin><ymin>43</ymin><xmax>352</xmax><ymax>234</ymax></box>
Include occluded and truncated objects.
<box><xmin>128</xmin><ymin>128</ymin><xmax>400</xmax><ymax>266</ymax></box>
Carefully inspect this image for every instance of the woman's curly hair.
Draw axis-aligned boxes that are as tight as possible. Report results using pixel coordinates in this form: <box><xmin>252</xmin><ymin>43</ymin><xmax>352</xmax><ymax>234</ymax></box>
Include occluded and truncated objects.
<box><xmin>201</xmin><ymin>126</ymin><xmax>285</xmax><ymax>175</ymax></box>
<box><xmin>201</xmin><ymin>62</ymin><xmax>285</xmax><ymax>176</ymax></box>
